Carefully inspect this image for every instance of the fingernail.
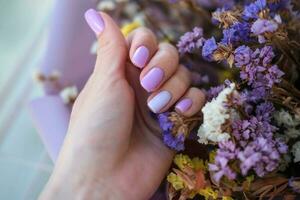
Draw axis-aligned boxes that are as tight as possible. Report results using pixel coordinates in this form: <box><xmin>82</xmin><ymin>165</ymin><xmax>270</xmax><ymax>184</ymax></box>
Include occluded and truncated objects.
<box><xmin>175</xmin><ymin>98</ymin><xmax>192</xmax><ymax>113</ymax></box>
<box><xmin>85</xmin><ymin>9</ymin><xmax>105</xmax><ymax>35</ymax></box>
<box><xmin>148</xmin><ymin>91</ymin><xmax>172</xmax><ymax>113</ymax></box>
<box><xmin>141</xmin><ymin>67</ymin><xmax>164</xmax><ymax>92</ymax></box>
<box><xmin>132</xmin><ymin>46</ymin><xmax>149</xmax><ymax>68</ymax></box>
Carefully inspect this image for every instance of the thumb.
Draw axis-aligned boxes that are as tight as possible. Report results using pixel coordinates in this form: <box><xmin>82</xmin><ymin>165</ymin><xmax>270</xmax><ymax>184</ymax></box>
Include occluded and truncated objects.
<box><xmin>85</xmin><ymin>9</ymin><xmax>127</xmax><ymax>77</ymax></box>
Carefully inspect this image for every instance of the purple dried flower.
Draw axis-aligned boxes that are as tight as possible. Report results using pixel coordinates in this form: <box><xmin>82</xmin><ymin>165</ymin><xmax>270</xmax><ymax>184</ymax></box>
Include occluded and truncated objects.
<box><xmin>234</xmin><ymin>45</ymin><xmax>253</xmax><ymax>67</ymax></box>
<box><xmin>177</xmin><ymin>27</ymin><xmax>205</xmax><ymax>54</ymax></box>
<box><xmin>265</xmin><ymin>65</ymin><xmax>284</xmax><ymax>87</ymax></box>
<box><xmin>163</xmin><ymin>132</ymin><xmax>185</xmax><ymax>151</ymax></box>
<box><xmin>209</xmin><ymin>141</ymin><xmax>238</xmax><ymax>182</ymax></box>
<box><xmin>268</xmin><ymin>0</ymin><xmax>290</xmax><ymax>13</ymax></box>
<box><xmin>221</xmin><ymin>23</ymin><xmax>251</xmax><ymax>45</ymax></box>
<box><xmin>259</xmin><ymin>46</ymin><xmax>275</xmax><ymax>66</ymax></box>
<box><xmin>237</xmin><ymin>136</ymin><xmax>286</xmax><ymax>176</ymax></box>
<box><xmin>251</xmin><ymin>19</ymin><xmax>279</xmax><ymax>35</ymax></box>
<box><xmin>202</xmin><ymin>37</ymin><xmax>218</xmax><ymax>61</ymax></box>
<box><xmin>243</xmin><ymin>0</ymin><xmax>267</xmax><ymax>20</ymax></box>
<box><xmin>158</xmin><ymin>112</ymin><xmax>173</xmax><ymax>131</ymax></box>
<box><xmin>206</xmin><ymin>84</ymin><xmax>225</xmax><ymax>101</ymax></box>
<box><xmin>158</xmin><ymin>112</ymin><xmax>185</xmax><ymax>151</ymax></box>
<box><xmin>255</xmin><ymin>101</ymin><xmax>275</xmax><ymax>122</ymax></box>
<box><xmin>221</xmin><ymin>28</ymin><xmax>240</xmax><ymax>45</ymax></box>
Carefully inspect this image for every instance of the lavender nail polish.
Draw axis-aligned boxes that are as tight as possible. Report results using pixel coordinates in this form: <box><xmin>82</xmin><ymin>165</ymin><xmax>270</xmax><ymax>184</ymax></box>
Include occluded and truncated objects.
<box><xmin>84</xmin><ymin>9</ymin><xmax>105</xmax><ymax>35</ymax></box>
<box><xmin>148</xmin><ymin>91</ymin><xmax>172</xmax><ymax>113</ymax></box>
<box><xmin>176</xmin><ymin>98</ymin><xmax>192</xmax><ymax>113</ymax></box>
<box><xmin>141</xmin><ymin>67</ymin><xmax>164</xmax><ymax>92</ymax></box>
<box><xmin>132</xmin><ymin>46</ymin><xmax>149</xmax><ymax>68</ymax></box>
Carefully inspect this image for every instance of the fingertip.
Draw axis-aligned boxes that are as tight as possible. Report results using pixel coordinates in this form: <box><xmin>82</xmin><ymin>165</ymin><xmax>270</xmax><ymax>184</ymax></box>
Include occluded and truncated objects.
<box><xmin>175</xmin><ymin>87</ymin><xmax>206</xmax><ymax>117</ymax></box>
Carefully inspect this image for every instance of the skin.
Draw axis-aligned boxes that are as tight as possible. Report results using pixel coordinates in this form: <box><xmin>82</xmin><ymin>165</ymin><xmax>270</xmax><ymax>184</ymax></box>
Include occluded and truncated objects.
<box><xmin>40</xmin><ymin>12</ymin><xmax>205</xmax><ymax>200</ymax></box>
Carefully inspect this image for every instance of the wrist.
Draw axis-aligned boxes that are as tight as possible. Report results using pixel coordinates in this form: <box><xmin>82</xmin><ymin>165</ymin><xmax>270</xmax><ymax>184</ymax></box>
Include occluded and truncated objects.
<box><xmin>40</xmin><ymin>174</ymin><xmax>116</xmax><ymax>200</ymax></box>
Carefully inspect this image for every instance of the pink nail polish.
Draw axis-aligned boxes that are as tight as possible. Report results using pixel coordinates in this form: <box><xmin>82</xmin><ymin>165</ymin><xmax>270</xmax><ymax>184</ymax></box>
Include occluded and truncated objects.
<box><xmin>132</xmin><ymin>46</ymin><xmax>149</xmax><ymax>68</ymax></box>
<box><xmin>148</xmin><ymin>91</ymin><xmax>172</xmax><ymax>113</ymax></box>
<box><xmin>84</xmin><ymin>9</ymin><xmax>105</xmax><ymax>35</ymax></box>
<box><xmin>176</xmin><ymin>98</ymin><xmax>192</xmax><ymax>113</ymax></box>
<box><xmin>141</xmin><ymin>67</ymin><xmax>164</xmax><ymax>92</ymax></box>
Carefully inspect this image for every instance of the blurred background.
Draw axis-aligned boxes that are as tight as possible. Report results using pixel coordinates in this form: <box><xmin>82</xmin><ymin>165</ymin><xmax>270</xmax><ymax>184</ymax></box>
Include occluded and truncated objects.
<box><xmin>0</xmin><ymin>0</ymin><xmax>53</xmax><ymax>199</ymax></box>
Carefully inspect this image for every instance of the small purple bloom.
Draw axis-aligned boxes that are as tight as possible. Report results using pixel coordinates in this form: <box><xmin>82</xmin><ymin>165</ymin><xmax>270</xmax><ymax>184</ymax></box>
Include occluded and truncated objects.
<box><xmin>255</xmin><ymin>101</ymin><xmax>274</xmax><ymax>122</ymax></box>
<box><xmin>158</xmin><ymin>112</ymin><xmax>173</xmax><ymax>131</ymax></box>
<box><xmin>251</xmin><ymin>19</ymin><xmax>279</xmax><ymax>43</ymax></box>
<box><xmin>177</xmin><ymin>27</ymin><xmax>205</xmax><ymax>54</ymax></box>
<box><xmin>163</xmin><ymin>132</ymin><xmax>185</xmax><ymax>151</ymax></box>
<box><xmin>234</xmin><ymin>45</ymin><xmax>253</xmax><ymax>67</ymax></box>
<box><xmin>158</xmin><ymin>112</ymin><xmax>185</xmax><ymax>151</ymax></box>
<box><xmin>259</xmin><ymin>46</ymin><xmax>275</xmax><ymax>66</ymax></box>
<box><xmin>243</xmin><ymin>0</ymin><xmax>267</xmax><ymax>20</ymax></box>
<box><xmin>202</xmin><ymin>37</ymin><xmax>218</xmax><ymax>61</ymax></box>
<box><xmin>209</xmin><ymin>141</ymin><xmax>237</xmax><ymax>183</ymax></box>
<box><xmin>264</xmin><ymin>65</ymin><xmax>284</xmax><ymax>87</ymax></box>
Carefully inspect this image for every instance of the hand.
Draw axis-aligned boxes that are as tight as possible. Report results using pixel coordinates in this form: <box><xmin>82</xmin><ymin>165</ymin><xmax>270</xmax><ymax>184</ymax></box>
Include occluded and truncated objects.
<box><xmin>40</xmin><ymin>10</ymin><xmax>205</xmax><ymax>200</ymax></box>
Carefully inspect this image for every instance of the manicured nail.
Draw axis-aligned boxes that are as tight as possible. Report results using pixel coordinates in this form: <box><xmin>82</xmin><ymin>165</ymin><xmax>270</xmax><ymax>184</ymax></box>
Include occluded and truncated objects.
<box><xmin>132</xmin><ymin>46</ymin><xmax>149</xmax><ymax>68</ymax></box>
<box><xmin>141</xmin><ymin>67</ymin><xmax>164</xmax><ymax>92</ymax></box>
<box><xmin>85</xmin><ymin>9</ymin><xmax>105</xmax><ymax>35</ymax></box>
<box><xmin>148</xmin><ymin>91</ymin><xmax>172</xmax><ymax>113</ymax></box>
<box><xmin>175</xmin><ymin>98</ymin><xmax>192</xmax><ymax>113</ymax></box>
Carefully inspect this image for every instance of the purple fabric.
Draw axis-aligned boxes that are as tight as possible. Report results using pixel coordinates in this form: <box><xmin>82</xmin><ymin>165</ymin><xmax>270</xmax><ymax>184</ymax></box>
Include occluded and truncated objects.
<box><xmin>28</xmin><ymin>96</ymin><xmax>71</xmax><ymax>162</ymax></box>
<box><xmin>29</xmin><ymin>0</ymin><xmax>98</xmax><ymax>161</ymax></box>
<box><xmin>41</xmin><ymin>0</ymin><xmax>97</xmax><ymax>94</ymax></box>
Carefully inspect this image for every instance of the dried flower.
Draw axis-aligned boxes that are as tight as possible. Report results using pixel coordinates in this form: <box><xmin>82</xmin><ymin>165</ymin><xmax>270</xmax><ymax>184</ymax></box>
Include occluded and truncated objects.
<box><xmin>234</xmin><ymin>45</ymin><xmax>253</xmax><ymax>67</ymax></box>
<box><xmin>198</xmin><ymin>83</ymin><xmax>236</xmax><ymax>144</ymax></box>
<box><xmin>158</xmin><ymin>112</ymin><xmax>200</xmax><ymax>151</ymax></box>
<box><xmin>243</xmin><ymin>0</ymin><xmax>267</xmax><ymax>20</ymax></box>
<box><xmin>202</xmin><ymin>37</ymin><xmax>218</xmax><ymax>61</ymax></box>
<box><xmin>60</xmin><ymin>86</ymin><xmax>78</xmax><ymax>104</ymax></box>
<box><xmin>177</xmin><ymin>27</ymin><xmax>205</xmax><ymax>54</ymax></box>
<box><xmin>292</xmin><ymin>141</ymin><xmax>300</xmax><ymax>162</ymax></box>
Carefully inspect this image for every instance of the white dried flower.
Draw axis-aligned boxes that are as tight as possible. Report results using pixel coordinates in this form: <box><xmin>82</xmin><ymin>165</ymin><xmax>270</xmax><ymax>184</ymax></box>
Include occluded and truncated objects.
<box><xmin>60</xmin><ymin>86</ymin><xmax>78</xmax><ymax>104</ymax></box>
<box><xmin>274</xmin><ymin>110</ymin><xmax>300</xmax><ymax>127</ymax></box>
<box><xmin>97</xmin><ymin>0</ymin><xmax>116</xmax><ymax>11</ymax></box>
<box><xmin>197</xmin><ymin>83</ymin><xmax>236</xmax><ymax>144</ymax></box>
<box><xmin>274</xmin><ymin>110</ymin><xmax>300</xmax><ymax>140</ymax></box>
<box><xmin>286</xmin><ymin>128</ymin><xmax>300</xmax><ymax>139</ymax></box>
<box><xmin>292</xmin><ymin>141</ymin><xmax>300</xmax><ymax>162</ymax></box>
<box><xmin>124</xmin><ymin>3</ymin><xmax>139</xmax><ymax>17</ymax></box>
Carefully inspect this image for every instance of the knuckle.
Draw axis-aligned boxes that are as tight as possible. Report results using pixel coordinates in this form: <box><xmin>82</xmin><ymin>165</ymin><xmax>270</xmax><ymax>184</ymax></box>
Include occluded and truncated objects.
<box><xmin>173</xmin><ymin>69</ymin><xmax>191</xmax><ymax>91</ymax></box>
<box><xmin>160</xmin><ymin>43</ymin><xmax>178</xmax><ymax>58</ymax></box>
<box><xmin>135</xmin><ymin>27</ymin><xmax>156</xmax><ymax>40</ymax></box>
<box><xmin>189</xmin><ymin>87</ymin><xmax>206</xmax><ymax>101</ymax></box>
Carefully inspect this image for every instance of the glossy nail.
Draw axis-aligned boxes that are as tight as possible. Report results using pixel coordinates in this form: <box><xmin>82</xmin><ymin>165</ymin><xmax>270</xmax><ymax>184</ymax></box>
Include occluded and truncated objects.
<box><xmin>175</xmin><ymin>98</ymin><xmax>192</xmax><ymax>113</ymax></box>
<box><xmin>132</xmin><ymin>46</ymin><xmax>149</xmax><ymax>68</ymax></box>
<box><xmin>84</xmin><ymin>9</ymin><xmax>105</xmax><ymax>35</ymax></box>
<box><xmin>141</xmin><ymin>67</ymin><xmax>164</xmax><ymax>92</ymax></box>
<box><xmin>148</xmin><ymin>91</ymin><xmax>172</xmax><ymax>113</ymax></box>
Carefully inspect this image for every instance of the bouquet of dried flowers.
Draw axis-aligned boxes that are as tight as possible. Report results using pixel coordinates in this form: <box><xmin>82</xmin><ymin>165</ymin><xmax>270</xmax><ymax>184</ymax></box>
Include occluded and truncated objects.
<box><xmin>84</xmin><ymin>0</ymin><xmax>300</xmax><ymax>199</ymax></box>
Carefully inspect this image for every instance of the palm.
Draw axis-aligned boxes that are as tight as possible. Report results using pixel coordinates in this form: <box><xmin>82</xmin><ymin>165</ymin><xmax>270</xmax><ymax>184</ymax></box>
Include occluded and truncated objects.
<box><xmin>112</xmin><ymin>62</ymin><xmax>174</xmax><ymax>198</ymax></box>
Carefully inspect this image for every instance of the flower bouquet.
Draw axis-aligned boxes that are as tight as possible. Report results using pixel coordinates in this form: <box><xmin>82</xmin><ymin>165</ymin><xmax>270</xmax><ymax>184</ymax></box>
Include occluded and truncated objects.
<box><xmin>102</xmin><ymin>0</ymin><xmax>300</xmax><ymax>199</ymax></box>
<box><xmin>30</xmin><ymin>0</ymin><xmax>300</xmax><ymax>199</ymax></box>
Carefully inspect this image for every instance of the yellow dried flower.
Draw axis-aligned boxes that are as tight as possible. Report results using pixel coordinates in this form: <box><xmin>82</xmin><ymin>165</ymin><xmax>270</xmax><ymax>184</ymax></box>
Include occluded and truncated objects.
<box><xmin>191</xmin><ymin>157</ymin><xmax>207</xmax><ymax>171</ymax></box>
<box><xmin>222</xmin><ymin>196</ymin><xmax>234</xmax><ymax>200</ymax></box>
<box><xmin>174</xmin><ymin>154</ymin><xmax>193</xmax><ymax>170</ymax></box>
<box><xmin>199</xmin><ymin>187</ymin><xmax>219</xmax><ymax>200</ymax></box>
<box><xmin>167</xmin><ymin>172</ymin><xmax>185</xmax><ymax>190</ymax></box>
<box><xmin>209</xmin><ymin>151</ymin><xmax>217</xmax><ymax>163</ymax></box>
<box><xmin>121</xmin><ymin>21</ymin><xmax>140</xmax><ymax>37</ymax></box>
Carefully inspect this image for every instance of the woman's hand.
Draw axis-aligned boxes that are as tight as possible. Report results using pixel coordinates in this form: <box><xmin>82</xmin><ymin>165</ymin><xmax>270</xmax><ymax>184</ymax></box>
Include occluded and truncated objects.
<box><xmin>40</xmin><ymin>10</ymin><xmax>205</xmax><ymax>200</ymax></box>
